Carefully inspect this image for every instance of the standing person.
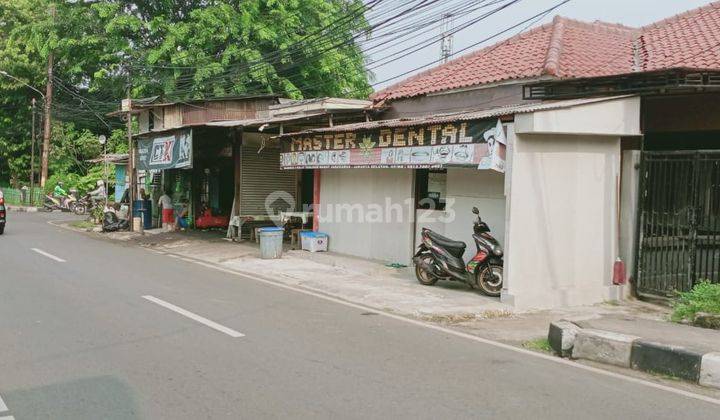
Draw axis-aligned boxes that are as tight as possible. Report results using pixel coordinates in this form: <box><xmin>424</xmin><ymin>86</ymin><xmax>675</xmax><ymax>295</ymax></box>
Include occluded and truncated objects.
<box><xmin>158</xmin><ymin>189</ymin><xmax>174</xmax><ymax>231</ymax></box>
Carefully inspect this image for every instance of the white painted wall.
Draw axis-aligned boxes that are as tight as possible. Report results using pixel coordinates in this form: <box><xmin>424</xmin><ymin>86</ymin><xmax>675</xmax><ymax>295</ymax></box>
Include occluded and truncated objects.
<box><xmin>448</xmin><ymin>168</ymin><xmax>506</xmax><ymax>261</ymax></box>
<box><xmin>319</xmin><ymin>169</ymin><xmax>415</xmax><ymax>264</ymax></box>
<box><xmin>502</xmin><ymin>134</ymin><xmax>622</xmax><ymax>309</ymax></box>
<box><xmin>515</xmin><ymin>97</ymin><xmax>641</xmax><ymax>137</ymax></box>
<box><xmin>413</xmin><ymin>169</ymin><xmax>506</xmax><ymax>262</ymax></box>
<box><xmin>618</xmin><ymin>149</ymin><xmax>641</xmax><ymax>299</ymax></box>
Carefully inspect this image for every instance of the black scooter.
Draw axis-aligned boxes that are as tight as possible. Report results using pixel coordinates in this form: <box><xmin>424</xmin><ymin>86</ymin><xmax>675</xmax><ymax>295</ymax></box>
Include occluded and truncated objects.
<box><xmin>413</xmin><ymin>207</ymin><xmax>504</xmax><ymax>296</ymax></box>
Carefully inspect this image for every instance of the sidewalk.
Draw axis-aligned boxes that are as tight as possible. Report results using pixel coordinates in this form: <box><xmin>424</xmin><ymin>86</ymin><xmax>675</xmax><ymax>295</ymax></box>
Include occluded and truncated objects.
<box><xmin>129</xmin><ymin>229</ymin><xmax>512</xmax><ymax>318</ymax></box>
<box><xmin>114</xmin><ymin>228</ymin><xmax>672</xmax><ymax>329</ymax></box>
<box><xmin>61</xmin><ymin>224</ymin><xmax>674</xmax><ymax>329</ymax></box>
<box><xmin>6</xmin><ymin>204</ymin><xmax>38</xmax><ymax>212</ymax></box>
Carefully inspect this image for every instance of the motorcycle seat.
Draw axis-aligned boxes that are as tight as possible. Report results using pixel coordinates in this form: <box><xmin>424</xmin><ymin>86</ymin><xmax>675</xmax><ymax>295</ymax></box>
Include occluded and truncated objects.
<box><xmin>426</xmin><ymin>230</ymin><xmax>466</xmax><ymax>258</ymax></box>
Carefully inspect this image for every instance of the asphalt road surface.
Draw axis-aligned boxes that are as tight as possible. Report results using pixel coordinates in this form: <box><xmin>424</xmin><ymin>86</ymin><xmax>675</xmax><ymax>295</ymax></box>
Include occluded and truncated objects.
<box><xmin>0</xmin><ymin>212</ymin><xmax>718</xmax><ymax>419</ymax></box>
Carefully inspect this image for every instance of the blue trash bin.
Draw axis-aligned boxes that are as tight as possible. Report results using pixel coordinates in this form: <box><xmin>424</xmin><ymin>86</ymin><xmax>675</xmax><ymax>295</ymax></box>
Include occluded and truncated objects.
<box><xmin>133</xmin><ymin>200</ymin><xmax>152</xmax><ymax>230</ymax></box>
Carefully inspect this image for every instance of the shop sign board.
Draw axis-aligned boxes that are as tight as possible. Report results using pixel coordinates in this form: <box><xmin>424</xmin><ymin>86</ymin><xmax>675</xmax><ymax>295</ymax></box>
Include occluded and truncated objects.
<box><xmin>137</xmin><ymin>129</ymin><xmax>193</xmax><ymax>171</ymax></box>
<box><xmin>280</xmin><ymin>119</ymin><xmax>506</xmax><ymax>172</ymax></box>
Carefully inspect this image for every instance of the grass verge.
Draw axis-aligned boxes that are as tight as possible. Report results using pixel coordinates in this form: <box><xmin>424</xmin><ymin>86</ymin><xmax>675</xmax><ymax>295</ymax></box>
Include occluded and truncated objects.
<box><xmin>69</xmin><ymin>220</ymin><xmax>96</xmax><ymax>230</ymax></box>
<box><xmin>522</xmin><ymin>338</ymin><xmax>553</xmax><ymax>353</ymax></box>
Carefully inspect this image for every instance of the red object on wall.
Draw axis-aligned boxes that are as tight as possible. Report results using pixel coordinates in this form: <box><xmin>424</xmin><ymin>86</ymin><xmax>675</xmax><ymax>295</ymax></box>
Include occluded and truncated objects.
<box><xmin>613</xmin><ymin>258</ymin><xmax>626</xmax><ymax>285</ymax></box>
<box><xmin>195</xmin><ymin>208</ymin><xmax>229</xmax><ymax>229</ymax></box>
<box><xmin>313</xmin><ymin>169</ymin><xmax>321</xmax><ymax>232</ymax></box>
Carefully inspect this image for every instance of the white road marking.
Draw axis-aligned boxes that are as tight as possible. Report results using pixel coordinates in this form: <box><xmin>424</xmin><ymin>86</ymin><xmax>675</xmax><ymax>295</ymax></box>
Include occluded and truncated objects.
<box><xmin>142</xmin><ymin>295</ymin><xmax>244</xmax><ymax>338</ymax></box>
<box><xmin>30</xmin><ymin>248</ymin><xmax>66</xmax><ymax>263</ymax></box>
<box><xmin>0</xmin><ymin>416</ymin><xmax>15</xmax><ymax>420</ymax></box>
<box><xmin>0</xmin><ymin>394</ymin><xmax>7</xmax><ymax>412</ymax></box>
<box><xmin>177</xmin><ymin>256</ymin><xmax>720</xmax><ymax>407</ymax></box>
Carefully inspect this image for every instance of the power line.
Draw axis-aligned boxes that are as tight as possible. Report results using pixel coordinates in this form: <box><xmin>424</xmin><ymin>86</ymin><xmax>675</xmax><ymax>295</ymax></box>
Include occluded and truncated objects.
<box><xmin>160</xmin><ymin>0</ymin><xmax>520</xmax><ymax>101</ymax></box>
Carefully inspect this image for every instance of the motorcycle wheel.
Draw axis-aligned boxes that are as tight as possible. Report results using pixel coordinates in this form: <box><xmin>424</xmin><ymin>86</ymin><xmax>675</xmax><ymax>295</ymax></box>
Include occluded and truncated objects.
<box><xmin>476</xmin><ymin>264</ymin><xmax>503</xmax><ymax>297</ymax></box>
<box><xmin>415</xmin><ymin>254</ymin><xmax>439</xmax><ymax>286</ymax></box>
<box><xmin>73</xmin><ymin>203</ymin><xmax>87</xmax><ymax>215</ymax></box>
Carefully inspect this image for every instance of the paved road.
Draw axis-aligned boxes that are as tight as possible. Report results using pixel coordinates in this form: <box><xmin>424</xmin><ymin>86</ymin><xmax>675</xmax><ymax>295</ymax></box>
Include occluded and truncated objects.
<box><xmin>0</xmin><ymin>212</ymin><xmax>718</xmax><ymax>419</ymax></box>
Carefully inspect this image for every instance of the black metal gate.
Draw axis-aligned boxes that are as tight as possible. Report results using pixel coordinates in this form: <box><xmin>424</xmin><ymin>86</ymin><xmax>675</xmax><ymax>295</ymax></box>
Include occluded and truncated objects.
<box><xmin>637</xmin><ymin>151</ymin><xmax>720</xmax><ymax>297</ymax></box>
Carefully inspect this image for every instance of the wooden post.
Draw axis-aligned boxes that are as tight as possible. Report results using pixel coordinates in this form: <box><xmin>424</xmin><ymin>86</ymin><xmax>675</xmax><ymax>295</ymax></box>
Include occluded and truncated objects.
<box><xmin>233</xmin><ymin>128</ymin><xmax>243</xmax><ymax>217</ymax></box>
<box><xmin>39</xmin><ymin>4</ymin><xmax>55</xmax><ymax>188</ymax></box>
<box><xmin>126</xmin><ymin>95</ymin><xmax>134</xmax><ymax>231</ymax></box>
<box><xmin>313</xmin><ymin>169</ymin><xmax>321</xmax><ymax>232</ymax></box>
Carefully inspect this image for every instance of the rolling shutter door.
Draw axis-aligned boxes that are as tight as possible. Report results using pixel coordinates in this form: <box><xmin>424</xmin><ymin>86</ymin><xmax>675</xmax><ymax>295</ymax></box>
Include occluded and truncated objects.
<box><xmin>240</xmin><ymin>145</ymin><xmax>297</xmax><ymax>215</ymax></box>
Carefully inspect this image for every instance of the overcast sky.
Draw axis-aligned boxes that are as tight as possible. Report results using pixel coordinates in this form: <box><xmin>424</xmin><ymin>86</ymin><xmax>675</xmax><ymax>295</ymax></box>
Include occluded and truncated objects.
<box><xmin>368</xmin><ymin>0</ymin><xmax>713</xmax><ymax>89</ymax></box>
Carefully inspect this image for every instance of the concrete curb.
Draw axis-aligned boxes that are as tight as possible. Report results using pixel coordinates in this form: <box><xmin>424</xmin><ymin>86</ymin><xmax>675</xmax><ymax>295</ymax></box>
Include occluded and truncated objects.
<box><xmin>700</xmin><ymin>352</ymin><xmax>720</xmax><ymax>389</ymax></box>
<box><xmin>6</xmin><ymin>205</ymin><xmax>39</xmax><ymax>213</ymax></box>
<box><xmin>573</xmin><ymin>329</ymin><xmax>639</xmax><ymax>368</ymax></box>
<box><xmin>631</xmin><ymin>340</ymin><xmax>703</xmax><ymax>382</ymax></box>
<box><xmin>548</xmin><ymin>323</ymin><xmax>720</xmax><ymax>390</ymax></box>
<box><xmin>548</xmin><ymin>321</ymin><xmax>581</xmax><ymax>357</ymax></box>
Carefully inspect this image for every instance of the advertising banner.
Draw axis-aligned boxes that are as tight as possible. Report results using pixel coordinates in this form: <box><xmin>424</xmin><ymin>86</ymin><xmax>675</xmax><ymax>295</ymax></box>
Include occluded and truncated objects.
<box><xmin>280</xmin><ymin>119</ymin><xmax>506</xmax><ymax>172</ymax></box>
<box><xmin>137</xmin><ymin>129</ymin><xmax>193</xmax><ymax>171</ymax></box>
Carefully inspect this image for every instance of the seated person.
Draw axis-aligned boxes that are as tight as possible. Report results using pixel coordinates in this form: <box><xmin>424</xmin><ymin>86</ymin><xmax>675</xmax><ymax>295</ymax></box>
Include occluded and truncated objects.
<box><xmin>88</xmin><ymin>180</ymin><xmax>107</xmax><ymax>205</ymax></box>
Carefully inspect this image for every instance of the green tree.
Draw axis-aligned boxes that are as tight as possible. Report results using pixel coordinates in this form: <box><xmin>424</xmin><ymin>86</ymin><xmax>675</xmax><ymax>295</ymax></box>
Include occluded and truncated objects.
<box><xmin>94</xmin><ymin>0</ymin><xmax>372</xmax><ymax>99</ymax></box>
<box><xmin>0</xmin><ymin>0</ymin><xmax>372</xmax><ymax>184</ymax></box>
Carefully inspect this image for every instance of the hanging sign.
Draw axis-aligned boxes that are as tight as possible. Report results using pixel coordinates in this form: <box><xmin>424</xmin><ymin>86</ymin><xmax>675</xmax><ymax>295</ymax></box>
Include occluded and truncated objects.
<box><xmin>137</xmin><ymin>129</ymin><xmax>193</xmax><ymax>171</ymax></box>
<box><xmin>280</xmin><ymin>119</ymin><xmax>506</xmax><ymax>172</ymax></box>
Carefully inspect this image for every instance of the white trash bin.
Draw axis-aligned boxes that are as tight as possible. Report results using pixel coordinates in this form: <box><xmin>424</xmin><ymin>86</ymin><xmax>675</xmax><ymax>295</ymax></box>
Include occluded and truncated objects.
<box><xmin>300</xmin><ymin>231</ymin><xmax>328</xmax><ymax>252</ymax></box>
<box><xmin>259</xmin><ymin>227</ymin><xmax>284</xmax><ymax>259</ymax></box>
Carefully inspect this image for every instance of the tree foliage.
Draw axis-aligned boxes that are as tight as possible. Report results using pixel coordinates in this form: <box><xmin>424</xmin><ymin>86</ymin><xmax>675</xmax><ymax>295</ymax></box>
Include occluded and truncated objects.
<box><xmin>0</xmin><ymin>0</ymin><xmax>371</xmax><ymax>184</ymax></box>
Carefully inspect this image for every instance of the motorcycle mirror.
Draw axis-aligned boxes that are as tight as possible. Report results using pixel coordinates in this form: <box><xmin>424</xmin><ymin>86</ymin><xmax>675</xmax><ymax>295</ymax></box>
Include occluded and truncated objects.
<box><xmin>472</xmin><ymin>207</ymin><xmax>479</xmax><ymax>214</ymax></box>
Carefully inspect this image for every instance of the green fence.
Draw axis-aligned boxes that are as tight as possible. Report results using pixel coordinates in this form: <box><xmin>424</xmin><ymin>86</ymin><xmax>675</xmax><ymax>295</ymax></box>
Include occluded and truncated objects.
<box><xmin>0</xmin><ymin>186</ymin><xmax>44</xmax><ymax>206</ymax></box>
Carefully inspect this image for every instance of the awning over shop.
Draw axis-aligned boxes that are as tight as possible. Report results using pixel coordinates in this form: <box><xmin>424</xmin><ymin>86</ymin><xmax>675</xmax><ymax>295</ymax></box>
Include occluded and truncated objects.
<box><xmin>279</xmin><ymin>118</ymin><xmax>506</xmax><ymax>172</ymax></box>
<box><xmin>275</xmin><ymin>95</ymin><xmax>634</xmax><ymax>172</ymax></box>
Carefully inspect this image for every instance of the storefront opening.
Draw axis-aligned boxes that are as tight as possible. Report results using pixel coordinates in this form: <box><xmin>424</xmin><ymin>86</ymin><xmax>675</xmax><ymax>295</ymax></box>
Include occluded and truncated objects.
<box><xmin>415</xmin><ymin>169</ymin><xmax>447</xmax><ymax>211</ymax></box>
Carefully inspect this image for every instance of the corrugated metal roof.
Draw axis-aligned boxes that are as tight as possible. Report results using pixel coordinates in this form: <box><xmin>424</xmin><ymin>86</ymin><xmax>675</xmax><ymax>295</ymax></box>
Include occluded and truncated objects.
<box><xmin>86</xmin><ymin>153</ymin><xmax>129</xmax><ymax>164</ymax></box>
<box><xmin>277</xmin><ymin>95</ymin><xmax>633</xmax><ymax>137</ymax></box>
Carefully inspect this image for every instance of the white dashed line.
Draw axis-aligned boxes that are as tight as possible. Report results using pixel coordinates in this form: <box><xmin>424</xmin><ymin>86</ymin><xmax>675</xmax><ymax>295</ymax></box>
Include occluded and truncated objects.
<box><xmin>142</xmin><ymin>249</ymin><xmax>720</xmax><ymax>407</ymax></box>
<box><xmin>31</xmin><ymin>248</ymin><xmax>66</xmax><ymax>263</ymax></box>
<box><xmin>0</xmin><ymin>394</ymin><xmax>12</xmax><ymax>419</ymax></box>
<box><xmin>142</xmin><ymin>295</ymin><xmax>245</xmax><ymax>338</ymax></box>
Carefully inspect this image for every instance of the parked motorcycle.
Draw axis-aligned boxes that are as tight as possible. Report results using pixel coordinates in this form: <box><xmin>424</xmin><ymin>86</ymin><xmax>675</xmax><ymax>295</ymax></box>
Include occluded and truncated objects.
<box><xmin>70</xmin><ymin>194</ymin><xmax>95</xmax><ymax>216</ymax></box>
<box><xmin>413</xmin><ymin>207</ymin><xmax>504</xmax><ymax>296</ymax></box>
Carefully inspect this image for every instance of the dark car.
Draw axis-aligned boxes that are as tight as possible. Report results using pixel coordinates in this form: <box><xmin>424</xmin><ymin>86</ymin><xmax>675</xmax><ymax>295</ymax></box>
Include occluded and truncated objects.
<box><xmin>0</xmin><ymin>189</ymin><xmax>5</xmax><ymax>235</ymax></box>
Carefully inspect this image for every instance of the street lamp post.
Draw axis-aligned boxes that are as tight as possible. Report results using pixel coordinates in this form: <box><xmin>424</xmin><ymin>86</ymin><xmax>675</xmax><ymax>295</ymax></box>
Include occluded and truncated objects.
<box><xmin>30</xmin><ymin>98</ymin><xmax>36</xmax><ymax>206</ymax></box>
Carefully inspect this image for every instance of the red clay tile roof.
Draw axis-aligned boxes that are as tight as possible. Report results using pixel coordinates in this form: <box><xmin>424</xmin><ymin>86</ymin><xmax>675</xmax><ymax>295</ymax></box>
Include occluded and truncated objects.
<box><xmin>639</xmin><ymin>2</ymin><xmax>720</xmax><ymax>71</ymax></box>
<box><xmin>373</xmin><ymin>2</ymin><xmax>720</xmax><ymax>103</ymax></box>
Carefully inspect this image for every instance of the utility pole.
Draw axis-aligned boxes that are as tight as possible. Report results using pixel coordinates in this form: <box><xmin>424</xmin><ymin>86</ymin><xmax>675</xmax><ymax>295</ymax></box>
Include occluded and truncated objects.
<box><xmin>40</xmin><ymin>3</ymin><xmax>56</xmax><ymax>188</ymax></box>
<box><xmin>30</xmin><ymin>98</ymin><xmax>36</xmax><ymax>205</ymax></box>
<box><xmin>440</xmin><ymin>13</ymin><xmax>454</xmax><ymax>63</ymax></box>
<box><xmin>125</xmin><ymin>74</ymin><xmax>135</xmax><ymax>231</ymax></box>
